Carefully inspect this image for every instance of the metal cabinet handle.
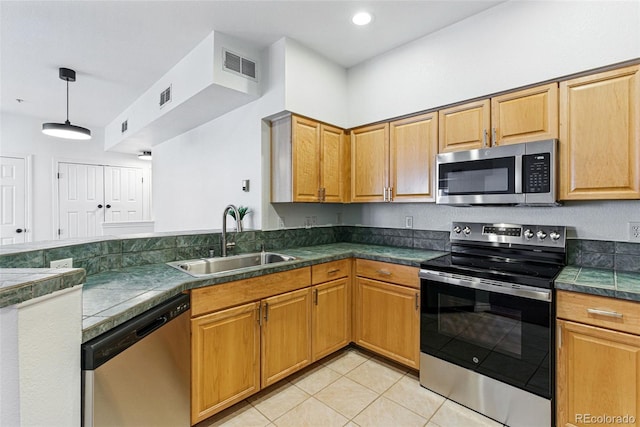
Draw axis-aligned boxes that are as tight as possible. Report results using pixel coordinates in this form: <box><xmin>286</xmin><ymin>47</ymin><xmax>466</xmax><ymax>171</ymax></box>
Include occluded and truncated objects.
<box><xmin>415</xmin><ymin>293</ymin><xmax>419</xmax><ymax>310</ymax></box>
<box><xmin>264</xmin><ymin>302</ymin><xmax>269</xmax><ymax>321</ymax></box>
<box><xmin>376</xmin><ymin>269</ymin><xmax>392</xmax><ymax>276</ymax></box>
<box><xmin>382</xmin><ymin>187</ymin><xmax>387</xmax><ymax>202</ymax></box>
<box><xmin>492</xmin><ymin>127</ymin><xmax>497</xmax><ymax>146</ymax></box>
<box><xmin>314</xmin><ymin>289</ymin><xmax>319</xmax><ymax>306</ymax></box>
<box><xmin>327</xmin><ymin>269</ymin><xmax>340</xmax><ymax>275</ymax></box>
<box><xmin>483</xmin><ymin>129</ymin><xmax>488</xmax><ymax>148</ymax></box>
<box><xmin>257</xmin><ymin>304</ymin><xmax>262</xmax><ymax>326</ymax></box>
<box><xmin>587</xmin><ymin>308</ymin><xmax>623</xmax><ymax>319</ymax></box>
<box><xmin>388</xmin><ymin>187</ymin><xmax>393</xmax><ymax>202</ymax></box>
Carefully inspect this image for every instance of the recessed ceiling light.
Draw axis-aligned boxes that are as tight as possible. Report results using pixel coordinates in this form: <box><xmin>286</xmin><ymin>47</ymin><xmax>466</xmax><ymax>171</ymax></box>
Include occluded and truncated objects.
<box><xmin>352</xmin><ymin>12</ymin><xmax>372</xmax><ymax>26</ymax></box>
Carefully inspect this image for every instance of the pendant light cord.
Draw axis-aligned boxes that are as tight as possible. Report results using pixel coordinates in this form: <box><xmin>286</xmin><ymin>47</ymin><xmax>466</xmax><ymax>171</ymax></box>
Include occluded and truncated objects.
<box><xmin>66</xmin><ymin>78</ymin><xmax>70</xmax><ymax>124</ymax></box>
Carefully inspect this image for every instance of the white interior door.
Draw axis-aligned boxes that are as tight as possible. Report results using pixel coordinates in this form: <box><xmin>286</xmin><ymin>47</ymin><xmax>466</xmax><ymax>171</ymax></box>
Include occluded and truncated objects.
<box><xmin>0</xmin><ymin>156</ymin><xmax>27</xmax><ymax>245</ymax></box>
<box><xmin>104</xmin><ymin>166</ymin><xmax>143</xmax><ymax>222</ymax></box>
<box><xmin>58</xmin><ymin>163</ymin><xmax>104</xmax><ymax>239</ymax></box>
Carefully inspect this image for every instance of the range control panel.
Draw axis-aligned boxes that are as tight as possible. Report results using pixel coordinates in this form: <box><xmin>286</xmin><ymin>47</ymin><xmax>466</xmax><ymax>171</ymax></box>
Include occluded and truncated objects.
<box><xmin>451</xmin><ymin>222</ymin><xmax>566</xmax><ymax>248</ymax></box>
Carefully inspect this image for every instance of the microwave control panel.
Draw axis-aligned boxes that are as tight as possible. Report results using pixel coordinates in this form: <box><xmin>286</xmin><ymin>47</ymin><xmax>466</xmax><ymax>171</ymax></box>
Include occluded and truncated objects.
<box><xmin>522</xmin><ymin>153</ymin><xmax>551</xmax><ymax>193</ymax></box>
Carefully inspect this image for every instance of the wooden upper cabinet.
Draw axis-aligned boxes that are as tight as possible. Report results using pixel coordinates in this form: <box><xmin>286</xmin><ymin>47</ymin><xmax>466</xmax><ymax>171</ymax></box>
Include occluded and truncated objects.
<box><xmin>389</xmin><ymin>112</ymin><xmax>438</xmax><ymax>202</ymax></box>
<box><xmin>351</xmin><ymin>123</ymin><xmax>389</xmax><ymax>202</ymax></box>
<box><xmin>439</xmin><ymin>83</ymin><xmax>559</xmax><ymax>153</ymax></box>
<box><xmin>559</xmin><ymin>65</ymin><xmax>640</xmax><ymax>200</ymax></box>
<box><xmin>271</xmin><ymin>114</ymin><xmax>347</xmax><ymax>203</ymax></box>
<box><xmin>320</xmin><ymin>123</ymin><xmax>348</xmax><ymax>202</ymax></box>
<box><xmin>438</xmin><ymin>99</ymin><xmax>490</xmax><ymax>153</ymax></box>
<box><xmin>491</xmin><ymin>83</ymin><xmax>558</xmax><ymax>146</ymax></box>
<box><xmin>292</xmin><ymin>116</ymin><xmax>321</xmax><ymax>202</ymax></box>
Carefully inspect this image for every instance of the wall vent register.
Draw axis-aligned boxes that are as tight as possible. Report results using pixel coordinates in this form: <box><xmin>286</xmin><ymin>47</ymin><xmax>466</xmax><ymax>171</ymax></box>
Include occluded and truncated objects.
<box><xmin>224</xmin><ymin>49</ymin><xmax>257</xmax><ymax>80</ymax></box>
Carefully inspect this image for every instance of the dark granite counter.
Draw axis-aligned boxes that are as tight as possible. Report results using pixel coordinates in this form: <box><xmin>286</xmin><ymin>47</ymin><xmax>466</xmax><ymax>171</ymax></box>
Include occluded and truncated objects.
<box><xmin>555</xmin><ymin>265</ymin><xmax>640</xmax><ymax>302</ymax></box>
<box><xmin>0</xmin><ymin>267</ymin><xmax>86</xmax><ymax>308</ymax></box>
<box><xmin>81</xmin><ymin>243</ymin><xmax>446</xmax><ymax>343</ymax></box>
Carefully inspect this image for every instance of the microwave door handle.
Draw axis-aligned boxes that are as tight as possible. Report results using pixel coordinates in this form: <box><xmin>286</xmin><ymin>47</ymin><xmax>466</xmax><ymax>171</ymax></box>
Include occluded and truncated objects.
<box><xmin>515</xmin><ymin>155</ymin><xmax>523</xmax><ymax>194</ymax></box>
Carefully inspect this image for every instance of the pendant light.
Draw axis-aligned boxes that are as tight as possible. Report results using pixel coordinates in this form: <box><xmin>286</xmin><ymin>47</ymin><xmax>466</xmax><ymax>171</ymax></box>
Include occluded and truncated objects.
<box><xmin>42</xmin><ymin>67</ymin><xmax>91</xmax><ymax>140</ymax></box>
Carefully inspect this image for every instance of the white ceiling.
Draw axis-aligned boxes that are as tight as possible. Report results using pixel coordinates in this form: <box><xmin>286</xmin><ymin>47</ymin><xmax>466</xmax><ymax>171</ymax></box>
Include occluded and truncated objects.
<box><xmin>0</xmin><ymin>0</ymin><xmax>504</xmax><ymax>132</ymax></box>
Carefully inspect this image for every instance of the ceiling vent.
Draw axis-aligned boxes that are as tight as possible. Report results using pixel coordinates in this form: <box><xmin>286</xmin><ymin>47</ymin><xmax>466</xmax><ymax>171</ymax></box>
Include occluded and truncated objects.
<box><xmin>159</xmin><ymin>85</ymin><xmax>171</xmax><ymax>108</ymax></box>
<box><xmin>224</xmin><ymin>49</ymin><xmax>257</xmax><ymax>80</ymax></box>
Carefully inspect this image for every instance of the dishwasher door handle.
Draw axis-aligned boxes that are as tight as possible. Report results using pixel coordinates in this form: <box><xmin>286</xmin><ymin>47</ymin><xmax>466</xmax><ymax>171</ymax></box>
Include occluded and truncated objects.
<box><xmin>136</xmin><ymin>315</ymin><xmax>168</xmax><ymax>339</ymax></box>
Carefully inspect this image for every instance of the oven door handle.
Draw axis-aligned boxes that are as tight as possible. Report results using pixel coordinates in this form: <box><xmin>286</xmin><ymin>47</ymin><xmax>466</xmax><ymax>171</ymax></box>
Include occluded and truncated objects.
<box><xmin>419</xmin><ymin>269</ymin><xmax>552</xmax><ymax>302</ymax></box>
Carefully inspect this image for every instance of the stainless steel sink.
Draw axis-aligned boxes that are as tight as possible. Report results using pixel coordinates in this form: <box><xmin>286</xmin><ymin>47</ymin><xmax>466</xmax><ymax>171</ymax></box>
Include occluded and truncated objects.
<box><xmin>167</xmin><ymin>252</ymin><xmax>297</xmax><ymax>277</ymax></box>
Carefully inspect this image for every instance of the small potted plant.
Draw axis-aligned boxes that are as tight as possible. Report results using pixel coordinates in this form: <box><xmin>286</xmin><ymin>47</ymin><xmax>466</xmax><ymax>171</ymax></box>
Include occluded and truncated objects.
<box><xmin>228</xmin><ymin>206</ymin><xmax>251</xmax><ymax>229</ymax></box>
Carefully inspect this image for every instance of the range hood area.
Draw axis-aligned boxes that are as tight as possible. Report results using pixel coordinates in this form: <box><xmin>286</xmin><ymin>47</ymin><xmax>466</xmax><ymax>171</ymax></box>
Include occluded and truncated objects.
<box><xmin>104</xmin><ymin>31</ymin><xmax>262</xmax><ymax>154</ymax></box>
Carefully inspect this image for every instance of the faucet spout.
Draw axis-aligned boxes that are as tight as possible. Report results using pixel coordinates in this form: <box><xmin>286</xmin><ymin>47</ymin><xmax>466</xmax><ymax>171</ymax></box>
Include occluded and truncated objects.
<box><xmin>221</xmin><ymin>204</ymin><xmax>243</xmax><ymax>257</ymax></box>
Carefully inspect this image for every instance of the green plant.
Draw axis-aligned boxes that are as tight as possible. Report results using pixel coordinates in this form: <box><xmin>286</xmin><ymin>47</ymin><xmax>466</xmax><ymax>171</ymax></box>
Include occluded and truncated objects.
<box><xmin>228</xmin><ymin>206</ymin><xmax>251</xmax><ymax>221</ymax></box>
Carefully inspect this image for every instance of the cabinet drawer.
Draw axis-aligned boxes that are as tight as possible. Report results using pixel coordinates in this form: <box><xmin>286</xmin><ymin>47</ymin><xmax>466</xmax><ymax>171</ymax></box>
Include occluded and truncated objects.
<box><xmin>311</xmin><ymin>259</ymin><xmax>351</xmax><ymax>284</ymax></box>
<box><xmin>557</xmin><ymin>290</ymin><xmax>640</xmax><ymax>335</ymax></box>
<box><xmin>355</xmin><ymin>259</ymin><xmax>419</xmax><ymax>289</ymax></box>
<box><xmin>191</xmin><ymin>267</ymin><xmax>311</xmax><ymax>317</ymax></box>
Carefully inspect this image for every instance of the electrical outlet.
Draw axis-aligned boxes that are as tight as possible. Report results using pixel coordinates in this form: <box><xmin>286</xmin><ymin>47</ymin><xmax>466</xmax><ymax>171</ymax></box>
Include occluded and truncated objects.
<box><xmin>405</xmin><ymin>216</ymin><xmax>413</xmax><ymax>229</ymax></box>
<box><xmin>50</xmin><ymin>258</ymin><xmax>73</xmax><ymax>268</ymax></box>
<box><xmin>629</xmin><ymin>222</ymin><xmax>640</xmax><ymax>242</ymax></box>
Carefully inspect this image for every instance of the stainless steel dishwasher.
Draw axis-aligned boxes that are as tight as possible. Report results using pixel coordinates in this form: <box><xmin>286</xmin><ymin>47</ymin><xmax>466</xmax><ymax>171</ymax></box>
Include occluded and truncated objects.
<box><xmin>81</xmin><ymin>293</ymin><xmax>191</xmax><ymax>427</ymax></box>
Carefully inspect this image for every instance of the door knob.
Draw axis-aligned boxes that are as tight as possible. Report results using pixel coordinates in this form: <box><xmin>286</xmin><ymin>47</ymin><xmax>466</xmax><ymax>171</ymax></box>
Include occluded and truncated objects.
<box><xmin>106</xmin><ymin>204</ymin><xmax>111</xmax><ymax>209</ymax></box>
<box><xmin>15</xmin><ymin>228</ymin><xmax>24</xmax><ymax>233</ymax></box>
<box><xmin>98</xmin><ymin>204</ymin><xmax>103</xmax><ymax>208</ymax></box>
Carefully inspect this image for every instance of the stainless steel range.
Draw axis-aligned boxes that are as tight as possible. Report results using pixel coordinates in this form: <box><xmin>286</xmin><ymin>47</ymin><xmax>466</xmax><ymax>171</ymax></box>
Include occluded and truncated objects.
<box><xmin>419</xmin><ymin>222</ymin><xmax>566</xmax><ymax>427</ymax></box>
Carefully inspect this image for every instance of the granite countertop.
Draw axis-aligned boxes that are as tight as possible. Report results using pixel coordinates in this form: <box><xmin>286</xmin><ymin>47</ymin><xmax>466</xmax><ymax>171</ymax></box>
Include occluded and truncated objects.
<box><xmin>555</xmin><ymin>265</ymin><xmax>640</xmax><ymax>302</ymax></box>
<box><xmin>0</xmin><ymin>268</ymin><xmax>86</xmax><ymax>307</ymax></box>
<box><xmin>81</xmin><ymin>243</ymin><xmax>446</xmax><ymax>343</ymax></box>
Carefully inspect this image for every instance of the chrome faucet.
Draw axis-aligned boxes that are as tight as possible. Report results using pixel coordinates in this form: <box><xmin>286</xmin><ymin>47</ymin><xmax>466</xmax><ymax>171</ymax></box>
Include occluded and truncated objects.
<box><xmin>221</xmin><ymin>204</ymin><xmax>243</xmax><ymax>257</ymax></box>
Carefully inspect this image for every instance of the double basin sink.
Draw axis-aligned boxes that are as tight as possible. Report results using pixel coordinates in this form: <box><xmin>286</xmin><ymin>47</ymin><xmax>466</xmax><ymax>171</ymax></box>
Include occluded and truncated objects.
<box><xmin>167</xmin><ymin>251</ymin><xmax>297</xmax><ymax>277</ymax></box>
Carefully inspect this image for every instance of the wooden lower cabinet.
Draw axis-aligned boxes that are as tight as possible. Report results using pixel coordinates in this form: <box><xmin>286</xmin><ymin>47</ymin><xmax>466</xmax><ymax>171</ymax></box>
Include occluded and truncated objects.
<box><xmin>191</xmin><ymin>302</ymin><xmax>260</xmax><ymax>424</ymax></box>
<box><xmin>261</xmin><ymin>287</ymin><xmax>312</xmax><ymax>387</ymax></box>
<box><xmin>354</xmin><ymin>276</ymin><xmax>420</xmax><ymax>369</ymax></box>
<box><xmin>312</xmin><ymin>277</ymin><xmax>350</xmax><ymax>361</ymax></box>
<box><xmin>556</xmin><ymin>319</ymin><xmax>640</xmax><ymax>427</ymax></box>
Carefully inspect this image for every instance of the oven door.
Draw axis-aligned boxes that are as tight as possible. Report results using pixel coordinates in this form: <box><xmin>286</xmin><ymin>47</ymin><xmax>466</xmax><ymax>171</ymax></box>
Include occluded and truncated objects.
<box><xmin>420</xmin><ymin>269</ymin><xmax>552</xmax><ymax>399</ymax></box>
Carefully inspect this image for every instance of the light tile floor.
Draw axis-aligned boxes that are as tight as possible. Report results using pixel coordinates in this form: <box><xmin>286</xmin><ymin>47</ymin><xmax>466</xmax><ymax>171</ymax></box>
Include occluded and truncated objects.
<box><xmin>197</xmin><ymin>347</ymin><xmax>504</xmax><ymax>427</ymax></box>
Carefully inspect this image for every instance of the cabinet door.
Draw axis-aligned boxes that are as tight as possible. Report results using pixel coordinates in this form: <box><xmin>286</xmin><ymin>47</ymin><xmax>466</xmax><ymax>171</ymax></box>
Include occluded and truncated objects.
<box><xmin>491</xmin><ymin>83</ymin><xmax>558</xmax><ymax>146</ymax></box>
<box><xmin>559</xmin><ymin>65</ymin><xmax>640</xmax><ymax>200</ymax></box>
<box><xmin>261</xmin><ymin>287</ymin><xmax>312</xmax><ymax>387</ymax></box>
<box><xmin>354</xmin><ymin>277</ymin><xmax>420</xmax><ymax>369</ymax></box>
<box><xmin>292</xmin><ymin>115</ymin><xmax>321</xmax><ymax>202</ymax></box>
<box><xmin>389</xmin><ymin>112</ymin><xmax>438</xmax><ymax>202</ymax></box>
<box><xmin>438</xmin><ymin>99</ymin><xmax>490</xmax><ymax>153</ymax></box>
<box><xmin>191</xmin><ymin>302</ymin><xmax>260</xmax><ymax>424</ymax></box>
<box><xmin>320</xmin><ymin>124</ymin><xmax>347</xmax><ymax>203</ymax></box>
<box><xmin>557</xmin><ymin>320</ymin><xmax>640</xmax><ymax>427</ymax></box>
<box><xmin>351</xmin><ymin>123</ymin><xmax>389</xmax><ymax>202</ymax></box>
<box><xmin>312</xmin><ymin>277</ymin><xmax>350</xmax><ymax>361</ymax></box>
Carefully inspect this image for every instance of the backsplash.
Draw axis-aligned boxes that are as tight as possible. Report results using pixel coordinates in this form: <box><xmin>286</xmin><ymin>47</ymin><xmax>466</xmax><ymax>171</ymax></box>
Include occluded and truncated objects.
<box><xmin>568</xmin><ymin>239</ymin><xmax>640</xmax><ymax>273</ymax></box>
<box><xmin>1</xmin><ymin>226</ymin><xmax>638</xmax><ymax>275</ymax></box>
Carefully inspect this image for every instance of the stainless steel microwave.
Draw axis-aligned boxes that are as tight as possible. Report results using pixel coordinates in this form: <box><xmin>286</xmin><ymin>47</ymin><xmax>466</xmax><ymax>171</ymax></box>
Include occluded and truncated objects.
<box><xmin>436</xmin><ymin>139</ymin><xmax>558</xmax><ymax>206</ymax></box>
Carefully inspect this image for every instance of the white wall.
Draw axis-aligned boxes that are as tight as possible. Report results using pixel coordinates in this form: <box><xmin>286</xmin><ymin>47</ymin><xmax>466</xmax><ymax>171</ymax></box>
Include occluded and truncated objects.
<box><xmin>0</xmin><ymin>112</ymin><xmax>152</xmax><ymax>242</ymax></box>
<box><xmin>153</xmin><ymin>37</ymin><xmax>356</xmax><ymax>233</ymax></box>
<box><xmin>347</xmin><ymin>0</ymin><xmax>640</xmax><ymax>126</ymax></box>
<box><xmin>283</xmin><ymin>38</ymin><xmax>349</xmax><ymax>128</ymax></box>
<box><xmin>347</xmin><ymin>0</ymin><xmax>640</xmax><ymax>241</ymax></box>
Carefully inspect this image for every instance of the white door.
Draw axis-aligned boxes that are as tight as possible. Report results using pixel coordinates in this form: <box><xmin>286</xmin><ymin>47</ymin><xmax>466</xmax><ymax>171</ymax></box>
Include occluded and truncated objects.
<box><xmin>0</xmin><ymin>156</ymin><xmax>27</xmax><ymax>245</ymax></box>
<box><xmin>104</xmin><ymin>166</ymin><xmax>143</xmax><ymax>222</ymax></box>
<box><xmin>58</xmin><ymin>163</ymin><xmax>104</xmax><ymax>239</ymax></box>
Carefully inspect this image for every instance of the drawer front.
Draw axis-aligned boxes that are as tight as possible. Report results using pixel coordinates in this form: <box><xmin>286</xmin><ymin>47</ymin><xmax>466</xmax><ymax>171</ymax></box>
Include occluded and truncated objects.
<box><xmin>311</xmin><ymin>259</ymin><xmax>351</xmax><ymax>285</ymax></box>
<box><xmin>191</xmin><ymin>267</ymin><xmax>311</xmax><ymax>317</ymax></box>
<box><xmin>355</xmin><ymin>259</ymin><xmax>419</xmax><ymax>289</ymax></box>
<box><xmin>557</xmin><ymin>290</ymin><xmax>640</xmax><ymax>335</ymax></box>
